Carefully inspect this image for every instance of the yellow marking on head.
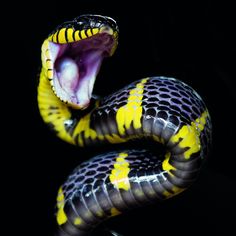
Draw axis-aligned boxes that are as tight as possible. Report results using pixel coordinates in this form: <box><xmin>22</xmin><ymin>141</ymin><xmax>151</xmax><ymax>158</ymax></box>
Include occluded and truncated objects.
<box><xmin>80</xmin><ymin>30</ymin><xmax>87</xmax><ymax>39</ymax></box>
<box><xmin>57</xmin><ymin>28</ymin><xmax>67</xmax><ymax>44</ymax></box>
<box><xmin>56</xmin><ymin>186</ymin><xmax>68</xmax><ymax>225</ymax></box>
<box><xmin>49</xmin><ymin>27</ymin><xmax>101</xmax><ymax>43</ymax></box>
<box><xmin>116</xmin><ymin>78</ymin><xmax>148</xmax><ymax>135</ymax></box>
<box><xmin>170</xmin><ymin>111</ymin><xmax>209</xmax><ymax>159</ymax></box>
<box><xmin>52</xmin><ymin>31</ymin><xmax>58</xmax><ymax>43</ymax></box>
<box><xmin>110</xmin><ymin>207</ymin><xmax>121</xmax><ymax>216</ymax></box>
<box><xmin>92</xmin><ymin>28</ymin><xmax>99</xmax><ymax>35</ymax></box>
<box><xmin>162</xmin><ymin>152</ymin><xmax>176</xmax><ymax>176</ymax></box>
<box><xmin>74</xmin><ymin>217</ymin><xmax>82</xmax><ymax>226</ymax></box>
<box><xmin>86</xmin><ymin>28</ymin><xmax>93</xmax><ymax>37</ymax></box>
<box><xmin>109</xmin><ymin>153</ymin><xmax>130</xmax><ymax>190</ymax></box>
<box><xmin>47</xmin><ymin>34</ymin><xmax>53</xmax><ymax>41</ymax></box>
<box><xmin>163</xmin><ymin>186</ymin><xmax>185</xmax><ymax>199</ymax></box>
<box><xmin>49</xmin><ymin>27</ymin><xmax>75</xmax><ymax>43</ymax></box>
<box><xmin>74</xmin><ymin>30</ymin><xmax>81</xmax><ymax>41</ymax></box>
<box><xmin>67</xmin><ymin>28</ymin><xmax>75</xmax><ymax>42</ymax></box>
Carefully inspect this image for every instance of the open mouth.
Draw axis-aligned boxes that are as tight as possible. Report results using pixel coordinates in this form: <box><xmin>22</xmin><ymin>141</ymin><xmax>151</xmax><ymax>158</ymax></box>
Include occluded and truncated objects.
<box><xmin>45</xmin><ymin>16</ymin><xmax>118</xmax><ymax>109</ymax></box>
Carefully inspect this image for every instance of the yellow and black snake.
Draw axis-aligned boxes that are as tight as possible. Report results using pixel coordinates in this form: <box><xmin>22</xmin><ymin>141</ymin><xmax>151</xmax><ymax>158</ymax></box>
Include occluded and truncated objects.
<box><xmin>37</xmin><ymin>14</ymin><xmax>212</xmax><ymax>236</ymax></box>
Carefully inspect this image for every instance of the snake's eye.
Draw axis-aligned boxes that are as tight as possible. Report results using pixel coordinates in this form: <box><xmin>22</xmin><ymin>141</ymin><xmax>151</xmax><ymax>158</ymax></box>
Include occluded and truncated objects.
<box><xmin>44</xmin><ymin>16</ymin><xmax>118</xmax><ymax>109</ymax></box>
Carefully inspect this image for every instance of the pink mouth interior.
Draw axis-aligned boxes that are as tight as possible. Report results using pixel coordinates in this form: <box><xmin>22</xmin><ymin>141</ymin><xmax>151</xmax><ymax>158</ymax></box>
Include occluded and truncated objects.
<box><xmin>49</xmin><ymin>33</ymin><xmax>115</xmax><ymax>108</ymax></box>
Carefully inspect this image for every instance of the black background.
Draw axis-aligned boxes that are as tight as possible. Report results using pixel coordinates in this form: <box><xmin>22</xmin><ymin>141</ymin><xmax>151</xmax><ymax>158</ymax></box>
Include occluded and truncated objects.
<box><xmin>2</xmin><ymin>1</ymin><xmax>236</xmax><ymax>235</ymax></box>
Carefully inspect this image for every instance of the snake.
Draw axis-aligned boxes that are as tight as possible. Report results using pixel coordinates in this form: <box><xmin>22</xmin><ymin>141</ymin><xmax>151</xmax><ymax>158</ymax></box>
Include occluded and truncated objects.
<box><xmin>37</xmin><ymin>14</ymin><xmax>212</xmax><ymax>236</ymax></box>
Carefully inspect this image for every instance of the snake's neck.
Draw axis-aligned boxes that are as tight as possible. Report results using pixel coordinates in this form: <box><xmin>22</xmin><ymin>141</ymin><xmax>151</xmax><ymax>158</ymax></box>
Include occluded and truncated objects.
<box><xmin>38</xmin><ymin>69</ymin><xmax>120</xmax><ymax>147</ymax></box>
<box><xmin>38</xmin><ymin>69</ymin><xmax>87</xmax><ymax>145</ymax></box>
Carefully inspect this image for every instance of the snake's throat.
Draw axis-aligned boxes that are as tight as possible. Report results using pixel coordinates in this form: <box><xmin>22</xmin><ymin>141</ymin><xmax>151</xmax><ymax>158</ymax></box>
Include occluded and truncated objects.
<box><xmin>48</xmin><ymin>33</ymin><xmax>116</xmax><ymax>109</ymax></box>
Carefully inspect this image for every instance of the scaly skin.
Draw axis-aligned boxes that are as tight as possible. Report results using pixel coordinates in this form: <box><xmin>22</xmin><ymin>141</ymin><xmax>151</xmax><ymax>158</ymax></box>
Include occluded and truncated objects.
<box><xmin>37</xmin><ymin>15</ymin><xmax>212</xmax><ymax>236</ymax></box>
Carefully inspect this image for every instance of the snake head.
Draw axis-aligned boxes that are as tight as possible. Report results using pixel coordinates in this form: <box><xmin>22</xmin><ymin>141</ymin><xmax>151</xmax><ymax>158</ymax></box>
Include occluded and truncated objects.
<box><xmin>41</xmin><ymin>14</ymin><xmax>118</xmax><ymax>109</ymax></box>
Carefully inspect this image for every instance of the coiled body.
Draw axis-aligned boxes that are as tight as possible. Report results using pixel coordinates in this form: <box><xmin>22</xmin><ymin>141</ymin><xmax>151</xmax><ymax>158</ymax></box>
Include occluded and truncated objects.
<box><xmin>37</xmin><ymin>15</ymin><xmax>212</xmax><ymax>236</ymax></box>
